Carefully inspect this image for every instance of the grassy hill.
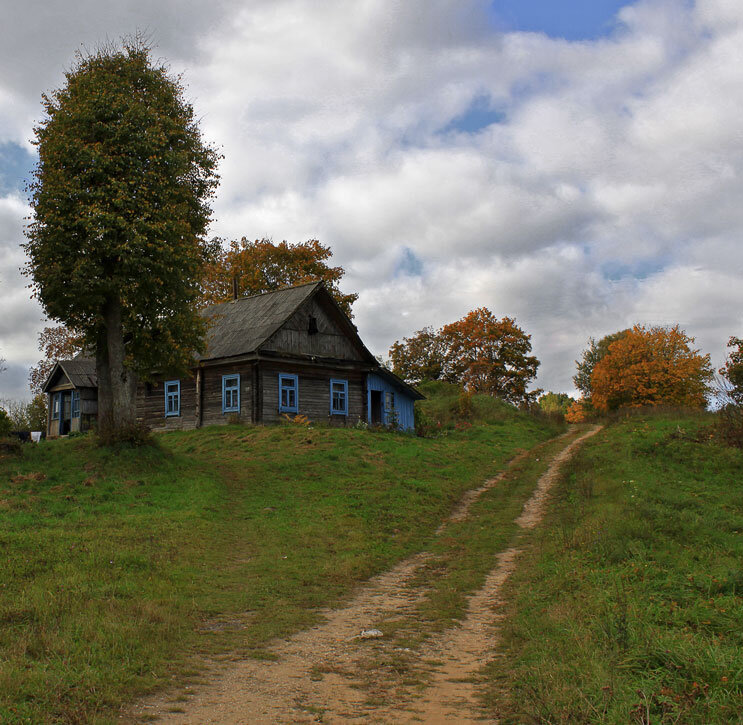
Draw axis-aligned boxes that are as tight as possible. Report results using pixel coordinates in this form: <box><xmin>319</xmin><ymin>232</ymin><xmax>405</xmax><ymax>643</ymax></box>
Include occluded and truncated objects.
<box><xmin>487</xmin><ymin>411</ymin><xmax>743</xmax><ymax>723</ymax></box>
<box><xmin>0</xmin><ymin>389</ymin><xmax>560</xmax><ymax>723</ymax></box>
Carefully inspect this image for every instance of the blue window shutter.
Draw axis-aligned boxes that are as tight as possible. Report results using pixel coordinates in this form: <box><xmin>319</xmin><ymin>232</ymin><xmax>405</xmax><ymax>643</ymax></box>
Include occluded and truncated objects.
<box><xmin>165</xmin><ymin>380</ymin><xmax>181</xmax><ymax>417</ymax></box>
<box><xmin>222</xmin><ymin>374</ymin><xmax>240</xmax><ymax>413</ymax></box>
<box><xmin>278</xmin><ymin>374</ymin><xmax>299</xmax><ymax>413</ymax></box>
<box><xmin>330</xmin><ymin>379</ymin><xmax>348</xmax><ymax>415</ymax></box>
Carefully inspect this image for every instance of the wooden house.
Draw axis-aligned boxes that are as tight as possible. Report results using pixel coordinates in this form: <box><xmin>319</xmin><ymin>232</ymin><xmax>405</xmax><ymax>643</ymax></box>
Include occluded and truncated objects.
<box><xmin>43</xmin><ymin>282</ymin><xmax>422</xmax><ymax>436</ymax></box>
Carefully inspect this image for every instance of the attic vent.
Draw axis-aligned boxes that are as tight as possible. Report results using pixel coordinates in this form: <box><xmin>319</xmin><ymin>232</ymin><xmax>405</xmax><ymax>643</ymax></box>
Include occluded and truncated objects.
<box><xmin>308</xmin><ymin>315</ymin><xmax>318</xmax><ymax>335</ymax></box>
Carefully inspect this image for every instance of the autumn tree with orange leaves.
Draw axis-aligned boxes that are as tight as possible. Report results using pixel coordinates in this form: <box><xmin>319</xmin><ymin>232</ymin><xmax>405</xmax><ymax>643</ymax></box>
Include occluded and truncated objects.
<box><xmin>590</xmin><ymin>324</ymin><xmax>712</xmax><ymax>412</ymax></box>
<box><xmin>201</xmin><ymin>237</ymin><xmax>358</xmax><ymax>317</ymax></box>
<box><xmin>390</xmin><ymin>309</ymin><xmax>540</xmax><ymax>406</ymax></box>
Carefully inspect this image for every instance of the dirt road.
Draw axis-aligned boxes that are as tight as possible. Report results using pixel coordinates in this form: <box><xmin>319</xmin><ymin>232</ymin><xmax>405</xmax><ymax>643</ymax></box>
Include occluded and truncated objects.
<box><xmin>130</xmin><ymin>425</ymin><xmax>601</xmax><ymax>724</ymax></box>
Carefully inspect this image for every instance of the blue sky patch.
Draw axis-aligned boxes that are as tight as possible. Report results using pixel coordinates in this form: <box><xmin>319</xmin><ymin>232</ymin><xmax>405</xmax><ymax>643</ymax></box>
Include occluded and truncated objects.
<box><xmin>394</xmin><ymin>247</ymin><xmax>423</xmax><ymax>278</ymax></box>
<box><xmin>441</xmin><ymin>95</ymin><xmax>505</xmax><ymax>135</ymax></box>
<box><xmin>601</xmin><ymin>256</ymin><xmax>667</xmax><ymax>282</ymax></box>
<box><xmin>488</xmin><ymin>0</ymin><xmax>630</xmax><ymax>41</ymax></box>
<box><xmin>0</xmin><ymin>142</ymin><xmax>35</xmax><ymax>196</ymax></box>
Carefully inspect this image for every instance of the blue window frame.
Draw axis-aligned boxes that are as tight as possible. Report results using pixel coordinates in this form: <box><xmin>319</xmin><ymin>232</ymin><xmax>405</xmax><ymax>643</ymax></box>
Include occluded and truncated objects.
<box><xmin>165</xmin><ymin>380</ymin><xmax>180</xmax><ymax>417</ymax></box>
<box><xmin>222</xmin><ymin>374</ymin><xmax>240</xmax><ymax>413</ymax></box>
<box><xmin>330</xmin><ymin>379</ymin><xmax>348</xmax><ymax>415</ymax></box>
<box><xmin>279</xmin><ymin>374</ymin><xmax>298</xmax><ymax>413</ymax></box>
<box><xmin>71</xmin><ymin>390</ymin><xmax>80</xmax><ymax>418</ymax></box>
<box><xmin>51</xmin><ymin>393</ymin><xmax>60</xmax><ymax>420</ymax></box>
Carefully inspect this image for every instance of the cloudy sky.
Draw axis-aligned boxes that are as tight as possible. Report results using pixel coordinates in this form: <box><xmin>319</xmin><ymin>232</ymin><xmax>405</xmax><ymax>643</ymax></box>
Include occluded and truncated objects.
<box><xmin>1</xmin><ymin>0</ymin><xmax>742</xmax><ymax>400</ymax></box>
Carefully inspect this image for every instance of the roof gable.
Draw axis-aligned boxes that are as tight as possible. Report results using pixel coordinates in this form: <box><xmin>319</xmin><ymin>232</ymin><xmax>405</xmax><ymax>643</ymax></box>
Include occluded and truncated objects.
<box><xmin>198</xmin><ymin>282</ymin><xmax>375</xmax><ymax>363</ymax></box>
<box><xmin>42</xmin><ymin>358</ymin><xmax>97</xmax><ymax>392</ymax></box>
<box><xmin>198</xmin><ymin>282</ymin><xmax>320</xmax><ymax>360</ymax></box>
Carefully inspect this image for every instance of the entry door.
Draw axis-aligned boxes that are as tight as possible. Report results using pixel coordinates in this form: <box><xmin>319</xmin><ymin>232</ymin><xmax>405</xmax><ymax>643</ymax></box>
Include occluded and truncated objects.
<box><xmin>59</xmin><ymin>392</ymin><xmax>72</xmax><ymax>435</ymax></box>
<box><xmin>369</xmin><ymin>390</ymin><xmax>383</xmax><ymax>424</ymax></box>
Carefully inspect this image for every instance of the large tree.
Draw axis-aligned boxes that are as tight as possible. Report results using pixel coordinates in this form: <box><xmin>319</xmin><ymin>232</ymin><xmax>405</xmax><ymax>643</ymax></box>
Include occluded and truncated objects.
<box><xmin>201</xmin><ymin>237</ymin><xmax>358</xmax><ymax>317</ymax></box>
<box><xmin>442</xmin><ymin>309</ymin><xmax>540</xmax><ymax>405</ymax></box>
<box><xmin>573</xmin><ymin>329</ymin><xmax>629</xmax><ymax>399</ymax></box>
<box><xmin>591</xmin><ymin>324</ymin><xmax>712</xmax><ymax>412</ymax></box>
<box><xmin>388</xmin><ymin>326</ymin><xmax>448</xmax><ymax>385</ymax></box>
<box><xmin>24</xmin><ymin>39</ymin><xmax>220</xmax><ymax>437</ymax></box>
<box><xmin>389</xmin><ymin>309</ymin><xmax>540</xmax><ymax>405</ymax></box>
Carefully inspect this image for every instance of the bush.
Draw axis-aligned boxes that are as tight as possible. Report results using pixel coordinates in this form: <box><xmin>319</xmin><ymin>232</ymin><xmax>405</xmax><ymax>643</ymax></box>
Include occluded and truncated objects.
<box><xmin>0</xmin><ymin>436</ymin><xmax>22</xmax><ymax>456</ymax></box>
<box><xmin>96</xmin><ymin>423</ymin><xmax>154</xmax><ymax>448</ymax></box>
<box><xmin>0</xmin><ymin>408</ymin><xmax>12</xmax><ymax>437</ymax></box>
<box><xmin>714</xmin><ymin>403</ymin><xmax>743</xmax><ymax>448</ymax></box>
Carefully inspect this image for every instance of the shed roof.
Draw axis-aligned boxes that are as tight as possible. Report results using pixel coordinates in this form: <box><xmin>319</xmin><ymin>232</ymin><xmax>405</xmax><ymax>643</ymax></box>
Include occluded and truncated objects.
<box><xmin>42</xmin><ymin>357</ymin><xmax>97</xmax><ymax>392</ymax></box>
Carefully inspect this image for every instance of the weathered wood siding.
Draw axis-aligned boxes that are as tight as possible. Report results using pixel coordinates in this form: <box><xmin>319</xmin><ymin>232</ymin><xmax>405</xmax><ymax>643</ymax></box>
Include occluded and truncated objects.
<box><xmin>260</xmin><ymin>363</ymin><xmax>365</xmax><ymax>425</ymax></box>
<box><xmin>262</xmin><ymin>297</ymin><xmax>363</xmax><ymax>361</ymax></box>
<box><xmin>200</xmin><ymin>363</ymin><xmax>254</xmax><ymax>426</ymax></box>
<box><xmin>137</xmin><ymin>375</ymin><xmax>198</xmax><ymax>431</ymax></box>
<box><xmin>136</xmin><ymin>364</ymin><xmax>255</xmax><ymax>430</ymax></box>
<box><xmin>366</xmin><ymin>372</ymin><xmax>416</xmax><ymax>431</ymax></box>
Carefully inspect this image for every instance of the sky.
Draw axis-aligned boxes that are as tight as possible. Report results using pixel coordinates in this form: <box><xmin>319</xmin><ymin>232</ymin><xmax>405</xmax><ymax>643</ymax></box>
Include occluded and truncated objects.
<box><xmin>1</xmin><ymin>0</ymin><xmax>742</xmax><ymax>401</ymax></box>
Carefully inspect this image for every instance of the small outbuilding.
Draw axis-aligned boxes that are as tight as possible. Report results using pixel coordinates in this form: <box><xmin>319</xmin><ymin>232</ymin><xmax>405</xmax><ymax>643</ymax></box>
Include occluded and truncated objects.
<box><xmin>45</xmin><ymin>282</ymin><xmax>423</xmax><ymax>436</ymax></box>
<box><xmin>42</xmin><ymin>358</ymin><xmax>98</xmax><ymax>436</ymax></box>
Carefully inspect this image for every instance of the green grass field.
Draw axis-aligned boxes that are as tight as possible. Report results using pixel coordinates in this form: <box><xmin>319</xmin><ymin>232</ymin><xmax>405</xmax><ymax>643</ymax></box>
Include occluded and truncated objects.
<box><xmin>487</xmin><ymin>412</ymin><xmax>743</xmax><ymax>724</ymax></box>
<box><xmin>0</xmin><ymin>391</ymin><xmax>559</xmax><ymax>723</ymax></box>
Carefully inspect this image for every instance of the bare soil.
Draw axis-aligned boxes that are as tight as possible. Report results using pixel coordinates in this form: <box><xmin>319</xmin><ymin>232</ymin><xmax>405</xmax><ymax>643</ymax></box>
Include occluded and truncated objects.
<box><xmin>127</xmin><ymin>425</ymin><xmax>601</xmax><ymax>724</ymax></box>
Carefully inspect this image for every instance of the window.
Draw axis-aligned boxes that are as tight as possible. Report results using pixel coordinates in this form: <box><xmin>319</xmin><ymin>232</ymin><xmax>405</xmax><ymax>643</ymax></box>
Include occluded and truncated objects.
<box><xmin>330</xmin><ymin>379</ymin><xmax>348</xmax><ymax>415</ymax></box>
<box><xmin>51</xmin><ymin>393</ymin><xmax>60</xmax><ymax>420</ymax></box>
<box><xmin>71</xmin><ymin>390</ymin><xmax>80</xmax><ymax>418</ymax></box>
<box><xmin>308</xmin><ymin>315</ymin><xmax>318</xmax><ymax>335</ymax></box>
<box><xmin>222</xmin><ymin>374</ymin><xmax>240</xmax><ymax>413</ymax></box>
<box><xmin>279</xmin><ymin>374</ymin><xmax>298</xmax><ymax>413</ymax></box>
<box><xmin>165</xmin><ymin>380</ymin><xmax>180</xmax><ymax>417</ymax></box>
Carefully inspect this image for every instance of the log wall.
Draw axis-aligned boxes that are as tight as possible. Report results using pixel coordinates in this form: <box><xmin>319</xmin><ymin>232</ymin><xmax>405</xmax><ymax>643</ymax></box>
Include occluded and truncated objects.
<box><xmin>260</xmin><ymin>362</ymin><xmax>365</xmax><ymax>425</ymax></box>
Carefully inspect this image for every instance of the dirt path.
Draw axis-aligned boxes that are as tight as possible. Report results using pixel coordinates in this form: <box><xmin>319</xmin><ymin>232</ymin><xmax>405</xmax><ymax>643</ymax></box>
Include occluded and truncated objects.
<box><xmin>130</xmin><ymin>425</ymin><xmax>601</xmax><ymax>724</ymax></box>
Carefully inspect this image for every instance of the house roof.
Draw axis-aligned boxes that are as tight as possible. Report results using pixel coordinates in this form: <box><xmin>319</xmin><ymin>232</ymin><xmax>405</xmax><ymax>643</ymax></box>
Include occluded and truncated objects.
<box><xmin>371</xmin><ymin>366</ymin><xmax>426</xmax><ymax>401</ymax></box>
<box><xmin>42</xmin><ymin>357</ymin><xmax>97</xmax><ymax>392</ymax></box>
<box><xmin>42</xmin><ymin>283</ymin><xmax>423</xmax><ymax>400</ymax></box>
<box><xmin>198</xmin><ymin>281</ymin><xmax>375</xmax><ymax>363</ymax></box>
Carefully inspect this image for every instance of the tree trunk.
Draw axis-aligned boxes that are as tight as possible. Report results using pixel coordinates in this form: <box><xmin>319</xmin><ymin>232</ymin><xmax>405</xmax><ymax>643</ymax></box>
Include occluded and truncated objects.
<box><xmin>96</xmin><ymin>329</ymin><xmax>113</xmax><ymax>433</ymax></box>
<box><xmin>97</xmin><ymin>297</ymin><xmax>137</xmax><ymax>437</ymax></box>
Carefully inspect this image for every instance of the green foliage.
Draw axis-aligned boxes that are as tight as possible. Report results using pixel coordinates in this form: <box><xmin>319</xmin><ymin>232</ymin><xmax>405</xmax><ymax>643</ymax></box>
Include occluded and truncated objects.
<box><xmin>389</xmin><ymin>326</ymin><xmax>447</xmax><ymax>384</ymax></box>
<box><xmin>574</xmin><ymin>329</ymin><xmax>629</xmax><ymax>398</ymax></box>
<box><xmin>720</xmin><ymin>336</ymin><xmax>743</xmax><ymax>404</ymax></box>
<box><xmin>538</xmin><ymin>391</ymin><xmax>572</xmax><ymax>417</ymax></box>
<box><xmin>95</xmin><ymin>422</ymin><xmax>154</xmax><ymax>447</ymax></box>
<box><xmin>26</xmin><ymin>394</ymin><xmax>48</xmax><ymax>432</ymax></box>
<box><xmin>0</xmin><ymin>437</ymin><xmax>22</xmax><ymax>456</ymax></box>
<box><xmin>0</xmin><ymin>408</ymin><xmax>12</xmax><ymax>436</ymax></box>
<box><xmin>24</xmin><ymin>37</ymin><xmax>220</xmax><ymax>381</ymax></box>
<box><xmin>414</xmin><ymin>380</ymin><xmax>562</xmax><ymax>438</ymax></box>
<box><xmin>0</xmin><ymin>416</ymin><xmax>558</xmax><ymax>722</ymax></box>
<box><xmin>487</xmin><ymin>413</ymin><xmax>743</xmax><ymax>723</ymax></box>
<box><xmin>715</xmin><ymin>337</ymin><xmax>743</xmax><ymax>447</ymax></box>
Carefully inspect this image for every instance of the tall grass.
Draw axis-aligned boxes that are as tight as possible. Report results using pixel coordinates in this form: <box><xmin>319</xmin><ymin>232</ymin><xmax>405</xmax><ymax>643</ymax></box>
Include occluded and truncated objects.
<box><xmin>486</xmin><ymin>412</ymin><xmax>743</xmax><ymax>723</ymax></box>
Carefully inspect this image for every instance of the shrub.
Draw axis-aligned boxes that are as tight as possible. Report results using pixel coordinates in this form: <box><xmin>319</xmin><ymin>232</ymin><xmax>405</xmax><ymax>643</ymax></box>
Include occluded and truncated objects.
<box><xmin>96</xmin><ymin>423</ymin><xmax>154</xmax><ymax>447</ymax></box>
<box><xmin>0</xmin><ymin>408</ymin><xmax>12</xmax><ymax>437</ymax></box>
<box><xmin>565</xmin><ymin>399</ymin><xmax>588</xmax><ymax>423</ymax></box>
<box><xmin>0</xmin><ymin>436</ymin><xmax>22</xmax><ymax>456</ymax></box>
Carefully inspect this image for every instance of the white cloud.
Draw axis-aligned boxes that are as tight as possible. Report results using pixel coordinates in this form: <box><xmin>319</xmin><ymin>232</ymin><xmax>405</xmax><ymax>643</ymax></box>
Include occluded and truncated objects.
<box><xmin>1</xmin><ymin>0</ymin><xmax>742</xmax><ymax>400</ymax></box>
